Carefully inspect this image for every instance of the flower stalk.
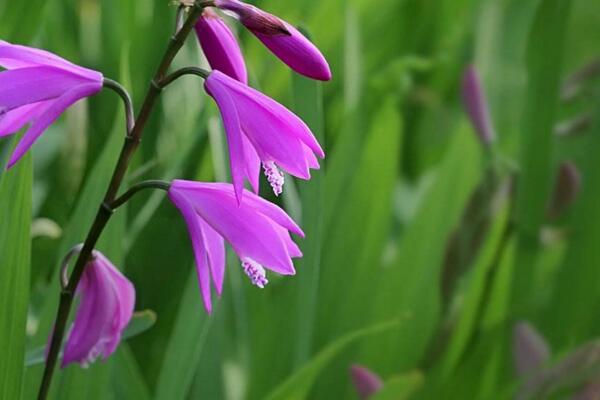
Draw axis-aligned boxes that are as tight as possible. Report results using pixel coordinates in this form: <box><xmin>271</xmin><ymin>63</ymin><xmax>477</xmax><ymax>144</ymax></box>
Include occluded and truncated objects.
<box><xmin>37</xmin><ymin>3</ymin><xmax>208</xmax><ymax>398</ymax></box>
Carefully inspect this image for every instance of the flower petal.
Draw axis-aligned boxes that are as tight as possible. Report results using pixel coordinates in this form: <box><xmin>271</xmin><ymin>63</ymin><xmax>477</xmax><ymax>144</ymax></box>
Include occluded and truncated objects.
<box><xmin>0</xmin><ymin>40</ymin><xmax>102</xmax><ymax>81</ymax></box>
<box><xmin>176</xmin><ymin>183</ymin><xmax>295</xmax><ymax>274</ymax></box>
<box><xmin>253</xmin><ymin>22</ymin><xmax>331</xmax><ymax>81</ymax></box>
<box><xmin>7</xmin><ymin>82</ymin><xmax>101</xmax><ymax>168</ymax></box>
<box><xmin>168</xmin><ymin>190</ymin><xmax>214</xmax><ymax>313</ymax></box>
<box><xmin>242</xmin><ymin>131</ymin><xmax>261</xmax><ymax>193</ymax></box>
<box><xmin>0</xmin><ymin>66</ymin><xmax>95</xmax><ymax>112</ymax></box>
<box><xmin>0</xmin><ymin>101</ymin><xmax>51</xmax><ymax>137</ymax></box>
<box><xmin>173</xmin><ymin>181</ymin><xmax>304</xmax><ymax>237</ymax></box>
<box><xmin>205</xmin><ymin>76</ymin><xmax>248</xmax><ymax>203</ymax></box>
<box><xmin>198</xmin><ymin>218</ymin><xmax>226</xmax><ymax>295</ymax></box>
<box><xmin>195</xmin><ymin>9</ymin><xmax>248</xmax><ymax>83</ymax></box>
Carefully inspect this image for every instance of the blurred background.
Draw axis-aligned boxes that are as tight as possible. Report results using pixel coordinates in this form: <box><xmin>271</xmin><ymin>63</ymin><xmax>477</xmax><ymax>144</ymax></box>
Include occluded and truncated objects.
<box><xmin>1</xmin><ymin>0</ymin><xmax>600</xmax><ymax>398</ymax></box>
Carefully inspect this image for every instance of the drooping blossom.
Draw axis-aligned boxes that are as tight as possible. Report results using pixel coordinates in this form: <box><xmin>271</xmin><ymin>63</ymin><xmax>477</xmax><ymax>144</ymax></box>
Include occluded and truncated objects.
<box><xmin>462</xmin><ymin>65</ymin><xmax>495</xmax><ymax>147</ymax></box>
<box><xmin>0</xmin><ymin>40</ymin><xmax>103</xmax><ymax>168</ymax></box>
<box><xmin>204</xmin><ymin>70</ymin><xmax>324</xmax><ymax>202</ymax></box>
<box><xmin>350</xmin><ymin>365</ymin><xmax>383</xmax><ymax>399</ymax></box>
<box><xmin>61</xmin><ymin>251</ymin><xmax>135</xmax><ymax>368</ymax></box>
<box><xmin>195</xmin><ymin>8</ymin><xmax>248</xmax><ymax>83</ymax></box>
<box><xmin>168</xmin><ymin>180</ymin><xmax>303</xmax><ymax>313</ymax></box>
<box><xmin>214</xmin><ymin>0</ymin><xmax>331</xmax><ymax>81</ymax></box>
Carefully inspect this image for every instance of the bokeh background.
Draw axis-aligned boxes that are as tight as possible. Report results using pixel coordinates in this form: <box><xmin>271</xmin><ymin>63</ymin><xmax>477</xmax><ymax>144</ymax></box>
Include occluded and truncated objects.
<box><xmin>2</xmin><ymin>0</ymin><xmax>600</xmax><ymax>398</ymax></box>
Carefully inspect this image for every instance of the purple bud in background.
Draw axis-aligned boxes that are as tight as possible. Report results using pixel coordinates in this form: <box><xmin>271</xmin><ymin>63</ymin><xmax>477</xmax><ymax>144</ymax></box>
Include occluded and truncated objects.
<box><xmin>547</xmin><ymin>161</ymin><xmax>582</xmax><ymax>219</ymax></box>
<box><xmin>513</xmin><ymin>321</ymin><xmax>551</xmax><ymax>377</ymax></box>
<box><xmin>60</xmin><ymin>251</ymin><xmax>135</xmax><ymax>368</ymax></box>
<box><xmin>195</xmin><ymin>9</ymin><xmax>248</xmax><ymax>84</ymax></box>
<box><xmin>462</xmin><ymin>65</ymin><xmax>496</xmax><ymax>147</ymax></box>
<box><xmin>214</xmin><ymin>0</ymin><xmax>331</xmax><ymax>81</ymax></box>
<box><xmin>350</xmin><ymin>364</ymin><xmax>383</xmax><ymax>399</ymax></box>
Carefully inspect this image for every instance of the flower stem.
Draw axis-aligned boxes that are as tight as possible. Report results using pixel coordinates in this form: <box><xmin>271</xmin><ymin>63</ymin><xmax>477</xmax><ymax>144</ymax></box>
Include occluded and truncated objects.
<box><xmin>110</xmin><ymin>180</ymin><xmax>171</xmax><ymax>210</ymax></box>
<box><xmin>36</xmin><ymin>3</ymin><xmax>206</xmax><ymax>399</ymax></box>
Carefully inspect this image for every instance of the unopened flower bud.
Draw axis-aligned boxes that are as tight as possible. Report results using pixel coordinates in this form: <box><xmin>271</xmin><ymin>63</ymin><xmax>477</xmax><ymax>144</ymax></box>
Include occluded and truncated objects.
<box><xmin>462</xmin><ymin>65</ymin><xmax>496</xmax><ymax>147</ymax></box>
<box><xmin>350</xmin><ymin>364</ymin><xmax>383</xmax><ymax>399</ymax></box>
<box><xmin>513</xmin><ymin>321</ymin><xmax>550</xmax><ymax>377</ymax></box>
<box><xmin>547</xmin><ymin>161</ymin><xmax>581</xmax><ymax>219</ymax></box>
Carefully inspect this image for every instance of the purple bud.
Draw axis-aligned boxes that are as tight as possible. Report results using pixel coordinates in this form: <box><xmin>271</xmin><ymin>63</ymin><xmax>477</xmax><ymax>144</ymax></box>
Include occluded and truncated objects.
<box><xmin>513</xmin><ymin>321</ymin><xmax>550</xmax><ymax>377</ymax></box>
<box><xmin>462</xmin><ymin>65</ymin><xmax>496</xmax><ymax>147</ymax></box>
<box><xmin>214</xmin><ymin>0</ymin><xmax>331</xmax><ymax>81</ymax></box>
<box><xmin>548</xmin><ymin>161</ymin><xmax>582</xmax><ymax>219</ymax></box>
<box><xmin>195</xmin><ymin>9</ymin><xmax>248</xmax><ymax>84</ymax></box>
<box><xmin>350</xmin><ymin>364</ymin><xmax>383</xmax><ymax>399</ymax></box>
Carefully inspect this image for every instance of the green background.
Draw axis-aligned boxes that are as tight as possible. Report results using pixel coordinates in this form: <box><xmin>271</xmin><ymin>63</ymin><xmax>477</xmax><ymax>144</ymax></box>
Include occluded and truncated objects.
<box><xmin>1</xmin><ymin>0</ymin><xmax>600</xmax><ymax>398</ymax></box>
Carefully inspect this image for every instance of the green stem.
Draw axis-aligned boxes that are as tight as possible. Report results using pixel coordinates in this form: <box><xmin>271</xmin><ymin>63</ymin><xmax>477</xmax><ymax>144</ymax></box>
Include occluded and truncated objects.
<box><xmin>36</xmin><ymin>3</ymin><xmax>207</xmax><ymax>399</ymax></box>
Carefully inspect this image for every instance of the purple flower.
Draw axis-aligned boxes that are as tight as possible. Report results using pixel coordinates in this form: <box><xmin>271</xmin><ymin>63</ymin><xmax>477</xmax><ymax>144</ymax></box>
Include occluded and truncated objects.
<box><xmin>195</xmin><ymin>8</ymin><xmax>248</xmax><ymax>83</ymax></box>
<box><xmin>214</xmin><ymin>0</ymin><xmax>331</xmax><ymax>81</ymax></box>
<box><xmin>462</xmin><ymin>65</ymin><xmax>496</xmax><ymax>147</ymax></box>
<box><xmin>350</xmin><ymin>364</ymin><xmax>383</xmax><ymax>399</ymax></box>
<box><xmin>204</xmin><ymin>70</ymin><xmax>324</xmax><ymax>202</ymax></box>
<box><xmin>0</xmin><ymin>40</ymin><xmax>103</xmax><ymax>168</ymax></box>
<box><xmin>168</xmin><ymin>180</ymin><xmax>303</xmax><ymax>313</ymax></box>
<box><xmin>61</xmin><ymin>251</ymin><xmax>135</xmax><ymax>368</ymax></box>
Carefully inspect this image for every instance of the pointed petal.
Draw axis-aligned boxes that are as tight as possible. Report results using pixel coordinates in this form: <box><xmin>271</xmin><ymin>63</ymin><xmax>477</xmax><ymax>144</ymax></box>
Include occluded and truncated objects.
<box><xmin>176</xmin><ymin>183</ymin><xmax>295</xmax><ymax>274</ymax></box>
<box><xmin>168</xmin><ymin>191</ymin><xmax>214</xmax><ymax>313</ymax></box>
<box><xmin>0</xmin><ymin>101</ymin><xmax>51</xmax><ymax>137</ymax></box>
<box><xmin>0</xmin><ymin>66</ymin><xmax>97</xmax><ymax>111</ymax></box>
<box><xmin>205</xmin><ymin>75</ymin><xmax>247</xmax><ymax>203</ymax></box>
<box><xmin>173</xmin><ymin>181</ymin><xmax>304</xmax><ymax>237</ymax></box>
<box><xmin>7</xmin><ymin>82</ymin><xmax>100</xmax><ymax>168</ymax></box>
<box><xmin>195</xmin><ymin>10</ymin><xmax>248</xmax><ymax>83</ymax></box>
<box><xmin>198</xmin><ymin>218</ymin><xmax>226</xmax><ymax>295</ymax></box>
<box><xmin>62</xmin><ymin>264</ymin><xmax>116</xmax><ymax>367</ymax></box>
<box><xmin>0</xmin><ymin>40</ymin><xmax>102</xmax><ymax>81</ymax></box>
<box><xmin>242</xmin><ymin>131</ymin><xmax>261</xmax><ymax>193</ymax></box>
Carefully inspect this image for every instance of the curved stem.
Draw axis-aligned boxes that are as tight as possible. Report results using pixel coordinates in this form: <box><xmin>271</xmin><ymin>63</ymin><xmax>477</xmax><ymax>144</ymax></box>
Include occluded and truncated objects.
<box><xmin>103</xmin><ymin>78</ymin><xmax>135</xmax><ymax>134</ymax></box>
<box><xmin>59</xmin><ymin>244</ymin><xmax>85</xmax><ymax>290</ymax></box>
<box><xmin>37</xmin><ymin>3</ymin><xmax>207</xmax><ymax>399</ymax></box>
<box><xmin>160</xmin><ymin>66</ymin><xmax>210</xmax><ymax>88</ymax></box>
<box><xmin>110</xmin><ymin>180</ymin><xmax>171</xmax><ymax>210</ymax></box>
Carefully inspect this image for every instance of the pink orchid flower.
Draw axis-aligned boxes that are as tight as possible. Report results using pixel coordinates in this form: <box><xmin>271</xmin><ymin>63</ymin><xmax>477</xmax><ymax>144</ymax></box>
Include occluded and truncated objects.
<box><xmin>61</xmin><ymin>251</ymin><xmax>135</xmax><ymax>368</ymax></box>
<box><xmin>204</xmin><ymin>70</ymin><xmax>324</xmax><ymax>202</ymax></box>
<box><xmin>168</xmin><ymin>180</ymin><xmax>303</xmax><ymax>313</ymax></box>
<box><xmin>0</xmin><ymin>40</ymin><xmax>103</xmax><ymax>168</ymax></box>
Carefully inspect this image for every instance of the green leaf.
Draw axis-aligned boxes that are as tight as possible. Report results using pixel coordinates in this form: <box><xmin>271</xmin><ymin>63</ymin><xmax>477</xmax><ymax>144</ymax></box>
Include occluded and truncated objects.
<box><xmin>365</xmin><ymin>124</ymin><xmax>482</xmax><ymax>372</ymax></box>
<box><xmin>291</xmin><ymin>71</ymin><xmax>325</xmax><ymax>365</ymax></box>
<box><xmin>370</xmin><ymin>371</ymin><xmax>424</xmax><ymax>400</ymax></box>
<box><xmin>440</xmin><ymin>190</ymin><xmax>511</xmax><ymax>376</ymax></box>
<box><xmin>265</xmin><ymin>321</ymin><xmax>399</xmax><ymax>400</ymax></box>
<box><xmin>111</xmin><ymin>345</ymin><xmax>151</xmax><ymax>400</ymax></box>
<box><xmin>514</xmin><ymin>0</ymin><xmax>571</xmax><ymax>238</ymax></box>
<box><xmin>154</xmin><ymin>269</ymin><xmax>212</xmax><ymax>400</ymax></box>
<box><xmin>0</xmin><ymin>146</ymin><xmax>32</xmax><ymax>400</ymax></box>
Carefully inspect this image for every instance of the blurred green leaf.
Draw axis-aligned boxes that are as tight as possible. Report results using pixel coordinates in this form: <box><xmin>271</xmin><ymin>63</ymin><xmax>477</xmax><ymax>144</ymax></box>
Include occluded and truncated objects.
<box><xmin>154</xmin><ymin>270</ymin><xmax>212</xmax><ymax>400</ymax></box>
<box><xmin>265</xmin><ymin>321</ymin><xmax>398</xmax><ymax>400</ymax></box>
<box><xmin>291</xmin><ymin>72</ymin><xmax>325</xmax><ymax>365</ymax></box>
<box><xmin>0</xmin><ymin>146</ymin><xmax>32</xmax><ymax>400</ymax></box>
<box><xmin>365</xmin><ymin>124</ymin><xmax>482</xmax><ymax>372</ymax></box>
<box><xmin>370</xmin><ymin>371</ymin><xmax>424</xmax><ymax>400</ymax></box>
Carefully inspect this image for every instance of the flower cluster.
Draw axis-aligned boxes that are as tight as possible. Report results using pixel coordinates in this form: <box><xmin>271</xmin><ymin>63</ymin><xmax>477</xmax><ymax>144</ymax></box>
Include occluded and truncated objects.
<box><xmin>0</xmin><ymin>1</ymin><xmax>329</xmax><ymax>369</ymax></box>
